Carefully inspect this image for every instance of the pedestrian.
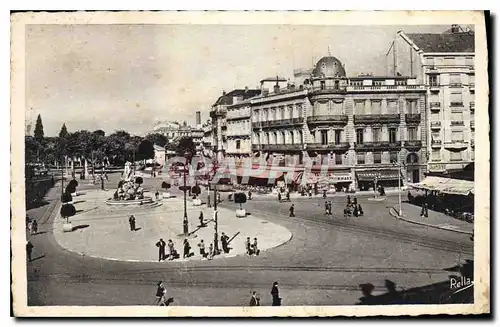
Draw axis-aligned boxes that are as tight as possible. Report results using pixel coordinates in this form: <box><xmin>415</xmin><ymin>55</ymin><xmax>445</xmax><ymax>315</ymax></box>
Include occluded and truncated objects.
<box><xmin>347</xmin><ymin>195</ymin><xmax>351</xmax><ymax>206</ymax></box>
<box><xmin>155</xmin><ymin>191</ymin><xmax>160</xmax><ymax>201</ymax></box>
<box><xmin>167</xmin><ymin>239</ymin><xmax>177</xmax><ymax>260</ymax></box>
<box><xmin>245</xmin><ymin>237</ymin><xmax>252</xmax><ymax>255</ymax></box>
<box><xmin>353</xmin><ymin>196</ymin><xmax>358</xmax><ymax>206</ymax></box>
<box><xmin>252</xmin><ymin>237</ymin><xmax>260</xmax><ymax>256</ymax></box>
<box><xmin>155</xmin><ymin>281</ymin><xmax>167</xmax><ymax>306</ymax></box>
<box><xmin>353</xmin><ymin>205</ymin><xmax>359</xmax><ymax>217</ymax></box>
<box><xmin>183</xmin><ymin>239</ymin><xmax>192</xmax><ymax>258</ymax></box>
<box><xmin>424</xmin><ymin>203</ymin><xmax>429</xmax><ymax>218</ymax></box>
<box><xmin>323</xmin><ymin>189</ymin><xmax>327</xmax><ymax>199</ymax></box>
<box><xmin>217</xmin><ymin>193</ymin><xmax>221</xmax><ymax>203</ymax></box>
<box><xmin>156</xmin><ymin>238</ymin><xmax>166</xmax><ymax>261</ymax></box>
<box><xmin>27</xmin><ymin>219</ymin><xmax>32</xmax><ymax>234</ymax></box>
<box><xmin>286</xmin><ymin>191</ymin><xmax>290</xmax><ymax>201</ymax></box>
<box><xmin>278</xmin><ymin>192</ymin><xmax>282</xmax><ymax>203</ymax></box>
<box><xmin>221</xmin><ymin>232</ymin><xmax>230</xmax><ymax>253</ymax></box>
<box><xmin>248</xmin><ymin>190</ymin><xmax>252</xmax><ymax>200</ymax></box>
<box><xmin>308</xmin><ymin>189</ymin><xmax>312</xmax><ymax>198</ymax></box>
<box><xmin>249</xmin><ymin>291</ymin><xmax>260</xmax><ymax>306</ymax></box>
<box><xmin>208</xmin><ymin>243</ymin><xmax>214</xmax><ymax>260</ymax></box>
<box><xmin>324</xmin><ymin>201</ymin><xmax>329</xmax><ymax>215</ymax></box>
<box><xmin>207</xmin><ymin>193</ymin><xmax>211</xmax><ymax>207</ymax></box>
<box><xmin>271</xmin><ymin>281</ymin><xmax>281</xmax><ymax>306</ymax></box>
<box><xmin>129</xmin><ymin>215</ymin><xmax>136</xmax><ymax>231</ymax></box>
<box><xmin>328</xmin><ymin>201</ymin><xmax>333</xmax><ymax>216</ymax></box>
<box><xmin>30</xmin><ymin>219</ymin><xmax>38</xmax><ymax>235</ymax></box>
<box><xmin>199</xmin><ymin>211</ymin><xmax>205</xmax><ymax>227</ymax></box>
<box><xmin>26</xmin><ymin>241</ymin><xmax>34</xmax><ymax>262</ymax></box>
<box><xmin>358</xmin><ymin>204</ymin><xmax>364</xmax><ymax>216</ymax></box>
<box><xmin>344</xmin><ymin>204</ymin><xmax>351</xmax><ymax>217</ymax></box>
<box><xmin>198</xmin><ymin>239</ymin><xmax>207</xmax><ymax>258</ymax></box>
<box><xmin>420</xmin><ymin>204</ymin><xmax>426</xmax><ymax>217</ymax></box>
<box><xmin>289</xmin><ymin>204</ymin><xmax>295</xmax><ymax>217</ymax></box>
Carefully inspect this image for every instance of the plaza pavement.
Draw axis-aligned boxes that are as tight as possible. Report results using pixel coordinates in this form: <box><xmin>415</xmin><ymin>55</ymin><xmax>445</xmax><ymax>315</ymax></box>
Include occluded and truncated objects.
<box><xmin>52</xmin><ymin>189</ymin><xmax>292</xmax><ymax>262</ymax></box>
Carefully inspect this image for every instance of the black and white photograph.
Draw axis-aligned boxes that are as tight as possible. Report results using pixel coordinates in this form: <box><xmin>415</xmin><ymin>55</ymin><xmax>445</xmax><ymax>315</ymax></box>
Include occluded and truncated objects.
<box><xmin>10</xmin><ymin>11</ymin><xmax>489</xmax><ymax>317</ymax></box>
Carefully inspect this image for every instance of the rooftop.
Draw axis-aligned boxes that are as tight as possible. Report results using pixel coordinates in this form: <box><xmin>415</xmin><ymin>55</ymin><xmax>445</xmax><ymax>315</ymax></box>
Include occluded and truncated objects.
<box><xmin>405</xmin><ymin>32</ymin><xmax>475</xmax><ymax>53</ymax></box>
<box><xmin>213</xmin><ymin>88</ymin><xmax>261</xmax><ymax>106</ymax></box>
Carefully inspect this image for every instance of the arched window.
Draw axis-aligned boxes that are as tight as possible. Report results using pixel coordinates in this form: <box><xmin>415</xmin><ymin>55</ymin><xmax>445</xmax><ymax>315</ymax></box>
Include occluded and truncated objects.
<box><xmin>406</xmin><ymin>153</ymin><xmax>419</xmax><ymax>164</ymax></box>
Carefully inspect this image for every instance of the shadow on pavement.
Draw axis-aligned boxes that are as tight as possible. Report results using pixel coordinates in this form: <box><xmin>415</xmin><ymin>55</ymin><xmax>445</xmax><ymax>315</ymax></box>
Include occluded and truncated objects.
<box><xmin>357</xmin><ymin>260</ymin><xmax>474</xmax><ymax>305</ymax></box>
<box><xmin>73</xmin><ymin>200</ymin><xmax>86</xmax><ymax>205</ymax></box>
<box><xmin>26</xmin><ymin>200</ymin><xmax>50</xmax><ymax>210</ymax></box>
<box><xmin>72</xmin><ymin>224</ymin><xmax>90</xmax><ymax>231</ymax></box>
<box><xmin>133</xmin><ymin>227</ymin><xmax>142</xmax><ymax>231</ymax></box>
<box><xmin>30</xmin><ymin>254</ymin><xmax>46</xmax><ymax>262</ymax></box>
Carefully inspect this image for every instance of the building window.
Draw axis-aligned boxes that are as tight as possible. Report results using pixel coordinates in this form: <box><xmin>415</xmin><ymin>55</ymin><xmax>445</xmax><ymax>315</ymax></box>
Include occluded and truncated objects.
<box><xmin>389</xmin><ymin>128</ymin><xmax>398</xmax><ymax>143</ymax></box>
<box><xmin>431</xmin><ymin>132</ymin><xmax>441</xmax><ymax>142</ymax></box>
<box><xmin>407</xmin><ymin>127</ymin><xmax>417</xmax><ymax>140</ymax></box>
<box><xmin>431</xmin><ymin>149</ymin><xmax>441</xmax><ymax>161</ymax></box>
<box><xmin>450</xmin><ymin>92</ymin><xmax>463</xmax><ymax>106</ymax></box>
<box><xmin>356</xmin><ymin>129</ymin><xmax>364</xmax><ymax>144</ymax></box>
<box><xmin>373</xmin><ymin>152</ymin><xmax>382</xmax><ymax>164</ymax></box>
<box><xmin>350</xmin><ymin>80</ymin><xmax>362</xmax><ymax>86</ymax></box>
<box><xmin>452</xmin><ymin>131</ymin><xmax>464</xmax><ymax>141</ymax></box>
<box><xmin>320</xmin><ymin>81</ymin><xmax>326</xmax><ymax>90</ymax></box>
<box><xmin>299</xmin><ymin>130</ymin><xmax>303</xmax><ymax>144</ymax></box>
<box><xmin>281</xmin><ymin>131</ymin><xmax>286</xmax><ymax>144</ymax></box>
<box><xmin>290</xmin><ymin>131</ymin><xmax>295</xmax><ymax>144</ymax></box>
<box><xmin>357</xmin><ymin>153</ymin><xmax>365</xmax><ymax>164</ymax></box>
<box><xmin>469</xmin><ymin>74</ymin><xmax>475</xmax><ymax>85</ymax></box>
<box><xmin>335</xmin><ymin>154</ymin><xmax>343</xmax><ymax>165</ymax></box>
<box><xmin>390</xmin><ymin>151</ymin><xmax>399</xmax><ymax>163</ymax></box>
<box><xmin>406</xmin><ymin>100</ymin><xmax>417</xmax><ymax>114</ymax></box>
<box><xmin>372</xmin><ymin>128</ymin><xmax>381</xmax><ymax>142</ymax></box>
<box><xmin>321</xmin><ymin>130</ymin><xmax>328</xmax><ymax>145</ymax></box>
<box><xmin>371</xmin><ymin>100</ymin><xmax>381</xmax><ymax>114</ymax></box>
<box><xmin>387</xmin><ymin>100</ymin><xmax>398</xmax><ymax>114</ymax></box>
<box><xmin>450</xmin><ymin>151</ymin><xmax>462</xmax><ymax>161</ymax></box>
<box><xmin>236</xmin><ymin>140</ymin><xmax>241</xmax><ymax>150</ymax></box>
<box><xmin>429</xmin><ymin>74</ymin><xmax>438</xmax><ymax>86</ymax></box>
<box><xmin>334</xmin><ymin>130</ymin><xmax>341</xmax><ymax>144</ymax></box>
<box><xmin>355</xmin><ymin>101</ymin><xmax>365</xmax><ymax>115</ymax></box>
<box><xmin>374</xmin><ymin>80</ymin><xmax>383</xmax><ymax>86</ymax></box>
<box><xmin>451</xmin><ymin>112</ymin><xmax>463</xmax><ymax>122</ymax></box>
<box><xmin>334</xmin><ymin>80</ymin><xmax>340</xmax><ymax>89</ymax></box>
<box><xmin>450</xmin><ymin>74</ymin><xmax>461</xmax><ymax>86</ymax></box>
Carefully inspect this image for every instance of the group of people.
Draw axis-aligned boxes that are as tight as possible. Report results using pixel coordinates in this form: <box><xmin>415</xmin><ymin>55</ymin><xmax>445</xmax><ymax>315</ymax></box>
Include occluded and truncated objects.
<box><xmin>344</xmin><ymin>195</ymin><xmax>364</xmax><ymax>217</ymax></box>
<box><xmin>27</xmin><ymin>217</ymin><xmax>38</xmax><ymax>235</ymax></box>
<box><xmin>324</xmin><ymin>201</ymin><xmax>333</xmax><ymax>216</ymax></box>
<box><xmin>156</xmin><ymin>238</ymin><xmax>180</xmax><ymax>261</ymax></box>
<box><xmin>277</xmin><ymin>190</ymin><xmax>290</xmax><ymax>202</ymax></box>
<box><xmin>245</xmin><ymin>237</ymin><xmax>260</xmax><ymax>256</ymax></box>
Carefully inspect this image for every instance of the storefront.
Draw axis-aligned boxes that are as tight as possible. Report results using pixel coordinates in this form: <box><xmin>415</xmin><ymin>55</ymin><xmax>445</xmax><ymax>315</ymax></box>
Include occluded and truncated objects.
<box><xmin>356</xmin><ymin>169</ymin><xmax>403</xmax><ymax>191</ymax></box>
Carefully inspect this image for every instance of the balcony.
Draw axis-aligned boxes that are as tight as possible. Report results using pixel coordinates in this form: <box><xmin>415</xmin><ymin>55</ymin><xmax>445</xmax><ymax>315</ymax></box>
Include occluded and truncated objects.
<box><xmin>306</xmin><ymin>142</ymin><xmax>350</xmax><ymax>152</ymax></box>
<box><xmin>430</xmin><ymin>102</ymin><xmax>441</xmax><ymax>111</ymax></box>
<box><xmin>450</xmin><ymin>83</ymin><xmax>463</xmax><ymax>88</ymax></box>
<box><xmin>353</xmin><ymin>114</ymin><xmax>400</xmax><ymax>125</ymax></box>
<box><xmin>260</xmin><ymin>144</ymin><xmax>304</xmax><ymax>152</ymax></box>
<box><xmin>450</xmin><ymin>102</ymin><xmax>464</xmax><ymax>107</ymax></box>
<box><xmin>405</xmin><ymin>113</ymin><xmax>421</xmax><ymax>124</ymax></box>
<box><xmin>354</xmin><ymin>141</ymin><xmax>401</xmax><ymax>151</ymax></box>
<box><xmin>252</xmin><ymin>117</ymin><xmax>304</xmax><ymax>129</ymax></box>
<box><xmin>431</xmin><ymin>140</ymin><xmax>442</xmax><ymax>148</ymax></box>
<box><xmin>429</xmin><ymin>83</ymin><xmax>440</xmax><ymax>92</ymax></box>
<box><xmin>310</xmin><ymin>86</ymin><xmax>346</xmax><ymax>94</ymax></box>
<box><xmin>450</xmin><ymin>121</ymin><xmax>464</xmax><ymax>126</ymax></box>
<box><xmin>346</xmin><ymin>84</ymin><xmax>425</xmax><ymax>92</ymax></box>
<box><xmin>306</xmin><ymin>115</ymin><xmax>348</xmax><ymax>126</ymax></box>
<box><xmin>470</xmin><ymin>102</ymin><xmax>475</xmax><ymax>112</ymax></box>
<box><xmin>210</xmin><ymin>107</ymin><xmax>226</xmax><ymax>118</ymax></box>
<box><xmin>469</xmin><ymin>82</ymin><xmax>475</xmax><ymax>91</ymax></box>
<box><xmin>471</xmin><ymin>139</ymin><xmax>475</xmax><ymax>148</ymax></box>
<box><xmin>470</xmin><ymin>120</ymin><xmax>475</xmax><ymax>129</ymax></box>
<box><xmin>444</xmin><ymin>141</ymin><xmax>469</xmax><ymax>150</ymax></box>
<box><xmin>430</xmin><ymin>121</ymin><xmax>441</xmax><ymax>129</ymax></box>
<box><xmin>404</xmin><ymin>140</ymin><xmax>423</xmax><ymax>150</ymax></box>
<box><xmin>251</xmin><ymin>144</ymin><xmax>261</xmax><ymax>151</ymax></box>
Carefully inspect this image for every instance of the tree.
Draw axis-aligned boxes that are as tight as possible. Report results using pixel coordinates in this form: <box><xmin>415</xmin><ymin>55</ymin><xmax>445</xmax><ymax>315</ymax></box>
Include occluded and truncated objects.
<box><xmin>146</xmin><ymin>133</ymin><xmax>168</xmax><ymax>148</ymax></box>
<box><xmin>34</xmin><ymin>114</ymin><xmax>44</xmax><ymax>141</ymax></box>
<box><xmin>135</xmin><ymin>176</ymin><xmax>144</xmax><ymax>185</ymax></box>
<box><xmin>65</xmin><ymin>179</ymin><xmax>79</xmax><ymax>195</ymax></box>
<box><xmin>161</xmin><ymin>181</ymin><xmax>171</xmax><ymax>190</ymax></box>
<box><xmin>59</xmin><ymin>123</ymin><xmax>69</xmax><ymax>139</ymax></box>
<box><xmin>175</xmin><ymin>136</ymin><xmax>196</xmax><ymax>157</ymax></box>
<box><xmin>191</xmin><ymin>185</ymin><xmax>201</xmax><ymax>199</ymax></box>
<box><xmin>93</xmin><ymin>129</ymin><xmax>105</xmax><ymax>137</ymax></box>
<box><xmin>60</xmin><ymin>203</ymin><xmax>76</xmax><ymax>223</ymax></box>
<box><xmin>136</xmin><ymin>139</ymin><xmax>155</xmax><ymax>161</ymax></box>
<box><xmin>234</xmin><ymin>192</ymin><xmax>247</xmax><ymax>210</ymax></box>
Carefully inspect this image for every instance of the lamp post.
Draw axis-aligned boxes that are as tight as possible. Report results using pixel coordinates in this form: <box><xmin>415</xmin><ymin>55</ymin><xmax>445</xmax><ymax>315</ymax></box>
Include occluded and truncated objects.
<box><xmin>212</xmin><ymin>160</ymin><xmax>220</xmax><ymax>255</ymax></box>
<box><xmin>181</xmin><ymin>151</ymin><xmax>192</xmax><ymax>236</ymax></box>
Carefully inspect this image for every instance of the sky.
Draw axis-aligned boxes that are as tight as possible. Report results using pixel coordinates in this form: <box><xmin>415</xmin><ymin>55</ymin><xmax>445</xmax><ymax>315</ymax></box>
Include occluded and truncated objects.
<box><xmin>25</xmin><ymin>24</ymin><xmax>452</xmax><ymax>137</ymax></box>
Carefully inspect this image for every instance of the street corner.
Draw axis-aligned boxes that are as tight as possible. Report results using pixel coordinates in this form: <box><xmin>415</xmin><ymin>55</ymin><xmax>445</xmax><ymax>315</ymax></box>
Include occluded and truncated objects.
<box><xmin>51</xmin><ymin>188</ymin><xmax>293</xmax><ymax>263</ymax></box>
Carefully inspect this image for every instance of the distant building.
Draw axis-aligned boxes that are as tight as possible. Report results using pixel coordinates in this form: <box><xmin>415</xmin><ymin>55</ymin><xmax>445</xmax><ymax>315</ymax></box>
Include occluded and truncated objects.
<box><xmin>153</xmin><ymin>144</ymin><xmax>166</xmax><ymax>167</ymax></box>
<box><xmin>386</xmin><ymin>25</ymin><xmax>475</xmax><ymax>174</ymax></box>
<box><xmin>152</xmin><ymin>117</ymin><xmax>205</xmax><ymax>152</ymax></box>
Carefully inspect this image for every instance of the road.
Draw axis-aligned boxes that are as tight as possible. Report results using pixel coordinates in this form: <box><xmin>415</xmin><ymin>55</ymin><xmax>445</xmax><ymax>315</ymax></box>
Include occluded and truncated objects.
<box><xmin>26</xmin><ymin>174</ymin><xmax>473</xmax><ymax>306</ymax></box>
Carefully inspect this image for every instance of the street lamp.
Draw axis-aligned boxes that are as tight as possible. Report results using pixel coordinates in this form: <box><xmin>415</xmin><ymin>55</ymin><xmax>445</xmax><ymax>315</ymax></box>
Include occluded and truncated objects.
<box><xmin>179</xmin><ymin>151</ymin><xmax>192</xmax><ymax>236</ymax></box>
<box><xmin>392</xmin><ymin>151</ymin><xmax>404</xmax><ymax>216</ymax></box>
<box><xmin>211</xmin><ymin>159</ymin><xmax>220</xmax><ymax>255</ymax></box>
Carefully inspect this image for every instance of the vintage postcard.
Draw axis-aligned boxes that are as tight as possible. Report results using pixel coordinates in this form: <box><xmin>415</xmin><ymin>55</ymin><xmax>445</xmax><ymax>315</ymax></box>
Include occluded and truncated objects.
<box><xmin>11</xmin><ymin>11</ymin><xmax>490</xmax><ymax>317</ymax></box>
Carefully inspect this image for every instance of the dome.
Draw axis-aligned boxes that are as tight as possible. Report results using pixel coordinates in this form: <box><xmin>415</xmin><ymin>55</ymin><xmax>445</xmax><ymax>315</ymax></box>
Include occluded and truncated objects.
<box><xmin>312</xmin><ymin>56</ymin><xmax>346</xmax><ymax>78</ymax></box>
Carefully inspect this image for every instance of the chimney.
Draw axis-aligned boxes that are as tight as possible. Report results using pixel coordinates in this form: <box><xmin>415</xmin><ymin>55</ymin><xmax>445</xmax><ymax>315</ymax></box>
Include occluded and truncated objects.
<box><xmin>244</xmin><ymin>86</ymin><xmax>248</xmax><ymax>93</ymax></box>
<box><xmin>273</xmin><ymin>84</ymin><xmax>280</xmax><ymax>93</ymax></box>
<box><xmin>451</xmin><ymin>24</ymin><xmax>460</xmax><ymax>33</ymax></box>
<box><xmin>196</xmin><ymin>111</ymin><xmax>201</xmax><ymax>128</ymax></box>
<box><xmin>222</xmin><ymin>90</ymin><xmax>226</xmax><ymax>95</ymax></box>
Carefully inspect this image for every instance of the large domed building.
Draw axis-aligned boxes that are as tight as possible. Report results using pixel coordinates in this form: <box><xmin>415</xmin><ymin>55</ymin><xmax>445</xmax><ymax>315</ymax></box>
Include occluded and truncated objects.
<box><xmin>311</xmin><ymin>56</ymin><xmax>346</xmax><ymax>78</ymax></box>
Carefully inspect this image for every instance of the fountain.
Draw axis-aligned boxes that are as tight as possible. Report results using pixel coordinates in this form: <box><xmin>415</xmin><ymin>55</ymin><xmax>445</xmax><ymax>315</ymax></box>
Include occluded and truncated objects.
<box><xmin>105</xmin><ymin>164</ymin><xmax>157</xmax><ymax>206</ymax></box>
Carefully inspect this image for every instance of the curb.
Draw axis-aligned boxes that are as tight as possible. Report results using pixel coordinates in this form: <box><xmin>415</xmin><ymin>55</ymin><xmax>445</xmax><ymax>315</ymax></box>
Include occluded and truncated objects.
<box><xmin>389</xmin><ymin>206</ymin><xmax>473</xmax><ymax>236</ymax></box>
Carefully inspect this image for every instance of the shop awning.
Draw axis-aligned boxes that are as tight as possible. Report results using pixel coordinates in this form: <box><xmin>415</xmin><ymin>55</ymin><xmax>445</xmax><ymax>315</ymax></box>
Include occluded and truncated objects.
<box><xmin>409</xmin><ymin>176</ymin><xmax>451</xmax><ymax>191</ymax></box>
<box><xmin>356</xmin><ymin>169</ymin><xmax>402</xmax><ymax>182</ymax></box>
<box><xmin>410</xmin><ymin>177</ymin><xmax>474</xmax><ymax>196</ymax></box>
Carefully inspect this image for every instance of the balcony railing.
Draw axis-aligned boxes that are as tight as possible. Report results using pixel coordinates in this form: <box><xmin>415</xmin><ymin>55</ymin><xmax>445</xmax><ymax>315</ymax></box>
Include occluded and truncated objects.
<box><xmin>450</xmin><ymin>83</ymin><xmax>463</xmax><ymax>88</ymax></box>
<box><xmin>450</xmin><ymin>121</ymin><xmax>464</xmax><ymax>126</ymax></box>
<box><xmin>470</xmin><ymin>120</ymin><xmax>475</xmax><ymax>129</ymax></box>
<box><xmin>430</xmin><ymin>121</ymin><xmax>441</xmax><ymax>129</ymax></box>
<box><xmin>254</xmin><ymin>144</ymin><xmax>304</xmax><ymax>152</ymax></box>
<box><xmin>210</xmin><ymin>107</ymin><xmax>227</xmax><ymax>118</ymax></box>
<box><xmin>404</xmin><ymin>140</ymin><xmax>423</xmax><ymax>149</ymax></box>
<box><xmin>405</xmin><ymin>113</ymin><xmax>421</xmax><ymax>124</ymax></box>
<box><xmin>306</xmin><ymin>142</ymin><xmax>350</xmax><ymax>151</ymax></box>
<box><xmin>346</xmin><ymin>84</ymin><xmax>425</xmax><ymax>91</ymax></box>
<box><xmin>431</xmin><ymin>140</ymin><xmax>442</xmax><ymax>147</ymax></box>
<box><xmin>353</xmin><ymin>114</ymin><xmax>400</xmax><ymax>124</ymax></box>
<box><xmin>430</xmin><ymin>102</ymin><xmax>441</xmax><ymax>111</ymax></box>
<box><xmin>450</xmin><ymin>102</ymin><xmax>464</xmax><ymax>107</ymax></box>
<box><xmin>252</xmin><ymin>117</ymin><xmax>304</xmax><ymax>129</ymax></box>
<box><xmin>354</xmin><ymin>141</ymin><xmax>401</xmax><ymax>151</ymax></box>
<box><xmin>469</xmin><ymin>82</ymin><xmax>475</xmax><ymax>89</ymax></box>
<box><xmin>471</xmin><ymin>139</ymin><xmax>475</xmax><ymax>147</ymax></box>
<box><xmin>306</xmin><ymin>115</ymin><xmax>348</xmax><ymax>125</ymax></box>
<box><xmin>444</xmin><ymin>141</ymin><xmax>469</xmax><ymax>149</ymax></box>
<box><xmin>470</xmin><ymin>102</ymin><xmax>475</xmax><ymax>112</ymax></box>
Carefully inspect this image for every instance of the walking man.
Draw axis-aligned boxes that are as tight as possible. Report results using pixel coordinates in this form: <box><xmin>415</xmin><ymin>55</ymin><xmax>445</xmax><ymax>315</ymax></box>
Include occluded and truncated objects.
<box><xmin>26</xmin><ymin>241</ymin><xmax>34</xmax><ymax>262</ymax></box>
<box><xmin>289</xmin><ymin>204</ymin><xmax>295</xmax><ymax>217</ymax></box>
<box><xmin>221</xmin><ymin>232</ymin><xmax>230</xmax><ymax>253</ymax></box>
<box><xmin>324</xmin><ymin>201</ymin><xmax>329</xmax><ymax>215</ymax></box>
<box><xmin>198</xmin><ymin>239</ymin><xmax>207</xmax><ymax>258</ymax></box>
<box><xmin>249</xmin><ymin>291</ymin><xmax>260</xmax><ymax>306</ymax></box>
<box><xmin>167</xmin><ymin>239</ymin><xmax>176</xmax><ymax>260</ymax></box>
<box><xmin>252</xmin><ymin>238</ymin><xmax>260</xmax><ymax>256</ymax></box>
<box><xmin>155</xmin><ymin>281</ymin><xmax>167</xmax><ymax>306</ymax></box>
<box><xmin>156</xmin><ymin>238</ymin><xmax>166</xmax><ymax>261</ymax></box>
<box><xmin>129</xmin><ymin>215</ymin><xmax>136</xmax><ymax>231</ymax></box>
<box><xmin>271</xmin><ymin>281</ymin><xmax>281</xmax><ymax>306</ymax></box>
<box><xmin>328</xmin><ymin>201</ymin><xmax>333</xmax><ymax>216</ymax></box>
<box><xmin>30</xmin><ymin>219</ymin><xmax>38</xmax><ymax>235</ymax></box>
<box><xmin>245</xmin><ymin>237</ymin><xmax>252</xmax><ymax>255</ymax></box>
<box><xmin>183</xmin><ymin>239</ymin><xmax>191</xmax><ymax>258</ymax></box>
<box><xmin>199</xmin><ymin>211</ymin><xmax>205</xmax><ymax>227</ymax></box>
<box><xmin>278</xmin><ymin>192</ymin><xmax>282</xmax><ymax>203</ymax></box>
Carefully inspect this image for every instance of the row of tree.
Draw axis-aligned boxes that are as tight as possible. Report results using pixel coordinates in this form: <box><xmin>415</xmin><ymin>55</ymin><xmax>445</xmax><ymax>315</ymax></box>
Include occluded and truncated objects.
<box><xmin>26</xmin><ymin>114</ymin><xmax>196</xmax><ymax>167</ymax></box>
